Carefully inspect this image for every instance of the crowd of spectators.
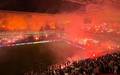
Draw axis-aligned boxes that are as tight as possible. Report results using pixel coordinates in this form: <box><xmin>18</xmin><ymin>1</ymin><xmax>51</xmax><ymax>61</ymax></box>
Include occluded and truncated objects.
<box><xmin>24</xmin><ymin>51</ymin><xmax>120</xmax><ymax>75</ymax></box>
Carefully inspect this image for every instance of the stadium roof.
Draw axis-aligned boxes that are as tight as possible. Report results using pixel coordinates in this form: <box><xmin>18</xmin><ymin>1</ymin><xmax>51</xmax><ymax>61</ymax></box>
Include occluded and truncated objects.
<box><xmin>0</xmin><ymin>0</ymin><xmax>84</xmax><ymax>13</ymax></box>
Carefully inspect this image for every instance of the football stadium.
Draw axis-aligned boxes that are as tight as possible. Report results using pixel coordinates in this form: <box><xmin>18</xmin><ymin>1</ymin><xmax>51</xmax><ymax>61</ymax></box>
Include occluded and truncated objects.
<box><xmin>0</xmin><ymin>0</ymin><xmax>120</xmax><ymax>75</ymax></box>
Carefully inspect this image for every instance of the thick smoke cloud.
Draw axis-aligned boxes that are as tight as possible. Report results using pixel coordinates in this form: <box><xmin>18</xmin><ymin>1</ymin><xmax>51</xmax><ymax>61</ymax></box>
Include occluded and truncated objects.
<box><xmin>0</xmin><ymin>0</ymin><xmax>120</xmax><ymax>62</ymax></box>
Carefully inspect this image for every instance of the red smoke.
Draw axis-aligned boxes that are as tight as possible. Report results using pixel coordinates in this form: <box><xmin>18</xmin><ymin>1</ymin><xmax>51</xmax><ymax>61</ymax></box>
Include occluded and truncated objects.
<box><xmin>0</xmin><ymin>0</ymin><xmax>120</xmax><ymax>62</ymax></box>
